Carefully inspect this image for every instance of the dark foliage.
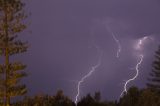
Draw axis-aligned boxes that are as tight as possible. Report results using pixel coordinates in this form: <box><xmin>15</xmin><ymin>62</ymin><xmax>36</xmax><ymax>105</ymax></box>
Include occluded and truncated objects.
<box><xmin>13</xmin><ymin>90</ymin><xmax>75</xmax><ymax>106</ymax></box>
<box><xmin>147</xmin><ymin>46</ymin><xmax>160</xmax><ymax>93</ymax></box>
<box><xmin>10</xmin><ymin>87</ymin><xmax>160</xmax><ymax>106</ymax></box>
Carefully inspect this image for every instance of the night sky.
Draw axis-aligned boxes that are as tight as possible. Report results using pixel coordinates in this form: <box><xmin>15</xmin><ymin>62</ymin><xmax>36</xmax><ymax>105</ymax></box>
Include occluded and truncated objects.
<box><xmin>22</xmin><ymin>0</ymin><xmax>160</xmax><ymax>101</ymax></box>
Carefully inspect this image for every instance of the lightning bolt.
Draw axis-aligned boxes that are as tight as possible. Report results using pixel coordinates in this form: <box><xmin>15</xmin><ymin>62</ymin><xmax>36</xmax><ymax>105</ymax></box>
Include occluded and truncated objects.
<box><xmin>136</xmin><ymin>36</ymin><xmax>148</xmax><ymax>50</ymax></box>
<box><xmin>120</xmin><ymin>55</ymin><xmax>144</xmax><ymax>96</ymax></box>
<box><xmin>74</xmin><ymin>46</ymin><xmax>103</xmax><ymax>104</ymax></box>
<box><xmin>106</xmin><ymin>26</ymin><xmax>121</xmax><ymax>58</ymax></box>
<box><xmin>111</xmin><ymin>32</ymin><xmax>121</xmax><ymax>58</ymax></box>
<box><xmin>120</xmin><ymin>36</ymin><xmax>149</xmax><ymax>97</ymax></box>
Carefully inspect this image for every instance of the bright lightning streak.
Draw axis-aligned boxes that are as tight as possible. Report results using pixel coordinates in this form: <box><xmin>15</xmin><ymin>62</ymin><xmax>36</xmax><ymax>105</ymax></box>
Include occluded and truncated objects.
<box><xmin>74</xmin><ymin>46</ymin><xmax>103</xmax><ymax>104</ymax></box>
<box><xmin>106</xmin><ymin>26</ymin><xmax>121</xmax><ymax>58</ymax></box>
<box><xmin>111</xmin><ymin>32</ymin><xmax>121</xmax><ymax>58</ymax></box>
<box><xmin>120</xmin><ymin>55</ymin><xmax>144</xmax><ymax>96</ymax></box>
<box><xmin>120</xmin><ymin>36</ymin><xmax>149</xmax><ymax>97</ymax></box>
<box><xmin>135</xmin><ymin>36</ymin><xmax>148</xmax><ymax>50</ymax></box>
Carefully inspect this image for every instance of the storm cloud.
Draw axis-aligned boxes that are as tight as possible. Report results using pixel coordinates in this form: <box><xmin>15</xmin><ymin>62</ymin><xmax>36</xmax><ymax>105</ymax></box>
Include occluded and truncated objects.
<box><xmin>22</xmin><ymin>0</ymin><xmax>160</xmax><ymax>101</ymax></box>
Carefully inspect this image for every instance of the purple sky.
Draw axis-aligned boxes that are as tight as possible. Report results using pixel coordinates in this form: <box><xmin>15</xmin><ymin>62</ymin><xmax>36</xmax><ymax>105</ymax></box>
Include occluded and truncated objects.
<box><xmin>21</xmin><ymin>0</ymin><xmax>160</xmax><ymax>101</ymax></box>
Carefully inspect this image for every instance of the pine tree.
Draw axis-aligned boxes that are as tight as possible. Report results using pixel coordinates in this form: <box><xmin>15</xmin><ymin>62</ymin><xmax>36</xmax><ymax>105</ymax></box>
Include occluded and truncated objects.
<box><xmin>0</xmin><ymin>0</ymin><xmax>28</xmax><ymax>105</ymax></box>
<box><xmin>147</xmin><ymin>46</ymin><xmax>160</xmax><ymax>92</ymax></box>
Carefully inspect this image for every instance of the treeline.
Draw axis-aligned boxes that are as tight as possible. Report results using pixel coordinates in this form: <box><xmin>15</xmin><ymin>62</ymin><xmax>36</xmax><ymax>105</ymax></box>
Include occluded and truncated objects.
<box><xmin>11</xmin><ymin>87</ymin><xmax>160</xmax><ymax>106</ymax></box>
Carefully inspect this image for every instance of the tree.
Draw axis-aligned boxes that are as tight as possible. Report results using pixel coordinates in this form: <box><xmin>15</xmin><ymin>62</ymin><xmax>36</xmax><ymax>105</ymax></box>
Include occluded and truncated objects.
<box><xmin>137</xmin><ymin>88</ymin><xmax>160</xmax><ymax>106</ymax></box>
<box><xmin>118</xmin><ymin>87</ymin><xmax>140</xmax><ymax>106</ymax></box>
<box><xmin>94</xmin><ymin>92</ymin><xmax>101</xmax><ymax>102</ymax></box>
<box><xmin>53</xmin><ymin>90</ymin><xmax>75</xmax><ymax>106</ymax></box>
<box><xmin>147</xmin><ymin>46</ymin><xmax>160</xmax><ymax>92</ymax></box>
<box><xmin>77</xmin><ymin>94</ymin><xmax>95</xmax><ymax>106</ymax></box>
<box><xmin>12</xmin><ymin>90</ymin><xmax>75</xmax><ymax>106</ymax></box>
<box><xmin>0</xmin><ymin>0</ymin><xmax>28</xmax><ymax>105</ymax></box>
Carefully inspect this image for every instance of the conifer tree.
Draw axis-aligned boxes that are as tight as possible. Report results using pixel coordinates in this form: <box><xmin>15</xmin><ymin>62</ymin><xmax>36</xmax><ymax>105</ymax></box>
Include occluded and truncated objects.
<box><xmin>0</xmin><ymin>0</ymin><xmax>28</xmax><ymax>105</ymax></box>
<box><xmin>147</xmin><ymin>46</ymin><xmax>160</xmax><ymax>92</ymax></box>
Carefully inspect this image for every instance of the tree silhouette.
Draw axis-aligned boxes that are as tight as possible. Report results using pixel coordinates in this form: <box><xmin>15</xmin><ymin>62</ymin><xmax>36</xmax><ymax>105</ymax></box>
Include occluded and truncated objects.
<box><xmin>118</xmin><ymin>87</ymin><xmax>140</xmax><ymax>106</ymax></box>
<box><xmin>137</xmin><ymin>89</ymin><xmax>160</xmax><ymax>106</ymax></box>
<box><xmin>77</xmin><ymin>94</ymin><xmax>95</xmax><ymax>106</ymax></box>
<box><xmin>0</xmin><ymin>0</ymin><xmax>28</xmax><ymax>105</ymax></box>
<box><xmin>94</xmin><ymin>92</ymin><xmax>101</xmax><ymax>102</ymax></box>
<box><xmin>147</xmin><ymin>46</ymin><xmax>160</xmax><ymax>93</ymax></box>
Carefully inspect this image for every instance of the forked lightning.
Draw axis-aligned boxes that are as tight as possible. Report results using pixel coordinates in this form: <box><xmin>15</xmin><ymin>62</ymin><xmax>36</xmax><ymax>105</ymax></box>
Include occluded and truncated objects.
<box><xmin>74</xmin><ymin>46</ymin><xmax>103</xmax><ymax>104</ymax></box>
<box><xmin>120</xmin><ymin>36</ymin><xmax>149</xmax><ymax>97</ymax></box>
